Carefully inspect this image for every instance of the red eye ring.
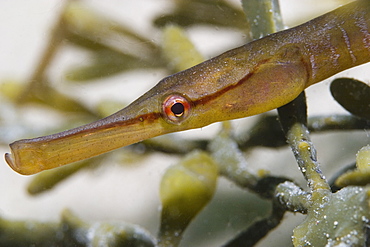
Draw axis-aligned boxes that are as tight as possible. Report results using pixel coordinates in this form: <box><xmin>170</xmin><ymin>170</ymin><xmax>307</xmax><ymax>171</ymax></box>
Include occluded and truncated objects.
<box><xmin>162</xmin><ymin>94</ymin><xmax>191</xmax><ymax>124</ymax></box>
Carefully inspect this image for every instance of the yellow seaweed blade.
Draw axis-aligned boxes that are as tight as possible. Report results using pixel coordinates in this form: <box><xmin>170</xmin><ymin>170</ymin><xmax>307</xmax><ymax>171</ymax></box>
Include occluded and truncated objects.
<box><xmin>356</xmin><ymin>145</ymin><xmax>370</xmax><ymax>170</ymax></box>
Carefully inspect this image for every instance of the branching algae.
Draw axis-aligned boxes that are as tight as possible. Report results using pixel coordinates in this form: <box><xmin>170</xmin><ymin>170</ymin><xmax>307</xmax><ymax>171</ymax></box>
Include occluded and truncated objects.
<box><xmin>1</xmin><ymin>0</ymin><xmax>370</xmax><ymax>246</ymax></box>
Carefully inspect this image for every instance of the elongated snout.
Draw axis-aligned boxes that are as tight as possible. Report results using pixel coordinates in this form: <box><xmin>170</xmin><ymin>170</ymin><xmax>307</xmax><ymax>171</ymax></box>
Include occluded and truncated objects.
<box><xmin>5</xmin><ymin>99</ymin><xmax>167</xmax><ymax>175</ymax></box>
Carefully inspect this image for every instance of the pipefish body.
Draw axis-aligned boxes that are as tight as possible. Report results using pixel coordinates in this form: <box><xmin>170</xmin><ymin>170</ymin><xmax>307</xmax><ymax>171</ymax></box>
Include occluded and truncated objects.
<box><xmin>5</xmin><ymin>0</ymin><xmax>370</xmax><ymax>175</ymax></box>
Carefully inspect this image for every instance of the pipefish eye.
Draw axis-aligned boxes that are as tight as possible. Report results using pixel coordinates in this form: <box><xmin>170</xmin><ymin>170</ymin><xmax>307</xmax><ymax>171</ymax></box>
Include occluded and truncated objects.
<box><xmin>162</xmin><ymin>94</ymin><xmax>192</xmax><ymax>124</ymax></box>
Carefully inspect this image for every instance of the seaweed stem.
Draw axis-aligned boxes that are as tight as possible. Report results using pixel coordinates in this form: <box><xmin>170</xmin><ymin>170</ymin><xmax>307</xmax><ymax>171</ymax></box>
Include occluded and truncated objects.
<box><xmin>278</xmin><ymin>92</ymin><xmax>330</xmax><ymax>192</ymax></box>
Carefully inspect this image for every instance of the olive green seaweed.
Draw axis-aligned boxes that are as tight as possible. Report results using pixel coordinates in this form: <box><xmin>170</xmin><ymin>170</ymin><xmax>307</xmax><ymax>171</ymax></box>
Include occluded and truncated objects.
<box><xmin>209</xmin><ymin>122</ymin><xmax>258</xmax><ymax>189</ymax></box>
<box><xmin>27</xmin><ymin>155</ymin><xmax>106</xmax><ymax>195</ymax></box>
<box><xmin>161</xmin><ymin>25</ymin><xmax>205</xmax><ymax>72</ymax></box>
<box><xmin>63</xmin><ymin>1</ymin><xmax>163</xmax><ymax>81</ymax></box>
<box><xmin>330</xmin><ymin>78</ymin><xmax>370</xmax><ymax>120</ymax></box>
<box><xmin>278</xmin><ymin>92</ymin><xmax>370</xmax><ymax>246</ymax></box>
<box><xmin>153</xmin><ymin>0</ymin><xmax>249</xmax><ymax>32</ymax></box>
<box><xmin>158</xmin><ymin>151</ymin><xmax>218</xmax><ymax>246</ymax></box>
<box><xmin>0</xmin><ymin>209</ymin><xmax>155</xmax><ymax>247</ymax></box>
<box><xmin>241</xmin><ymin>0</ymin><xmax>284</xmax><ymax>39</ymax></box>
<box><xmin>335</xmin><ymin>145</ymin><xmax>370</xmax><ymax>187</ymax></box>
<box><xmin>292</xmin><ymin>186</ymin><xmax>370</xmax><ymax>246</ymax></box>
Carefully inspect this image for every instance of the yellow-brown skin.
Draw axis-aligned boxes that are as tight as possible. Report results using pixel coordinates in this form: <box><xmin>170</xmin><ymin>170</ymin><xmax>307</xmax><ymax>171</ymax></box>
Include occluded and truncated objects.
<box><xmin>5</xmin><ymin>0</ymin><xmax>370</xmax><ymax>175</ymax></box>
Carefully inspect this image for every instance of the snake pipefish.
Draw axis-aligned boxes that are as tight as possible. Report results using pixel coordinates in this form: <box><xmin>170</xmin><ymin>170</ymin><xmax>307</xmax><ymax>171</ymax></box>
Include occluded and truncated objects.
<box><xmin>5</xmin><ymin>0</ymin><xmax>370</xmax><ymax>175</ymax></box>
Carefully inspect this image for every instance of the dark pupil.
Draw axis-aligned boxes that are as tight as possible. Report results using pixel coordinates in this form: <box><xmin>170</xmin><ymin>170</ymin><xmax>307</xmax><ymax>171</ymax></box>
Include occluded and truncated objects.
<box><xmin>171</xmin><ymin>103</ymin><xmax>185</xmax><ymax>116</ymax></box>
